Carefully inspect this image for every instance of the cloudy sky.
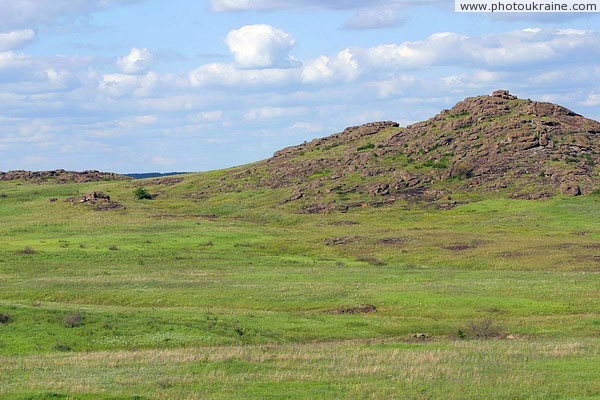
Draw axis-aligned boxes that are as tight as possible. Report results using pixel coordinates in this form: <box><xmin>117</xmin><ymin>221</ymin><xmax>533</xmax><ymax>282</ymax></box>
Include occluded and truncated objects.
<box><xmin>1</xmin><ymin>0</ymin><xmax>599</xmax><ymax>173</ymax></box>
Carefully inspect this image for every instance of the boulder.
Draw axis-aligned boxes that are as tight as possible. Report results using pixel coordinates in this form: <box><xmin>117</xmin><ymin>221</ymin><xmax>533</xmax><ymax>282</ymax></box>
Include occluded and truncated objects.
<box><xmin>560</xmin><ymin>182</ymin><xmax>581</xmax><ymax>196</ymax></box>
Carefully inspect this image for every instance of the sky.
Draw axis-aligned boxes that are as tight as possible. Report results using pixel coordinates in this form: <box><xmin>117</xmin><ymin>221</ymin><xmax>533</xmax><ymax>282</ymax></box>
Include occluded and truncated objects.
<box><xmin>0</xmin><ymin>0</ymin><xmax>599</xmax><ymax>173</ymax></box>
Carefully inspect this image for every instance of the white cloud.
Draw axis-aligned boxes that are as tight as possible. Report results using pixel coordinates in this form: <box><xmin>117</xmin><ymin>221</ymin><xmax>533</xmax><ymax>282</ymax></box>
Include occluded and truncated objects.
<box><xmin>117</xmin><ymin>47</ymin><xmax>154</xmax><ymax>74</ymax></box>
<box><xmin>0</xmin><ymin>29</ymin><xmax>35</xmax><ymax>51</ymax></box>
<box><xmin>244</xmin><ymin>106</ymin><xmax>307</xmax><ymax>121</ymax></box>
<box><xmin>0</xmin><ymin>51</ymin><xmax>30</xmax><ymax>70</ymax></box>
<box><xmin>99</xmin><ymin>71</ymin><xmax>186</xmax><ymax>98</ymax></box>
<box><xmin>189</xmin><ymin>63</ymin><xmax>298</xmax><ymax>87</ymax></box>
<box><xmin>99</xmin><ymin>73</ymin><xmax>143</xmax><ymax>97</ymax></box>
<box><xmin>290</xmin><ymin>121</ymin><xmax>323</xmax><ymax>132</ymax></box>
<box><xmin>441</xmin><ymin>70</ymin><xmax>502</xmax><ymax>90</ymax></box>
<box><xmin>351</xmin><ymin>29</ymin><xmax>600</xmax><ymax>70</ymax></box>
<box><xmin>343</xmin><ymin>8</ymin><xmax>403</xmax><ymax>30</ymax></box>
<box><xmin>225</xmin><ymin>24</ymin><xmax>297</xmax><ymax>69</ymax></box>
<box><xmin>302</xmin><ymin>49</ymin><xmax>359</xmax><ymax>83</ymax></box>
<box><xmin>372</xmin><ymin>74</ymin><xmax>416</xmax><ymax>98</ymax></box>
<box><xmin>581</xmin><ymin>93</ymin><xmax>600</xmax><ymax>106</ymax></box>
<box><xmin>357</xmin><ymin>32</ymin><xmax>467</xmax><ymax>70</ymax></box>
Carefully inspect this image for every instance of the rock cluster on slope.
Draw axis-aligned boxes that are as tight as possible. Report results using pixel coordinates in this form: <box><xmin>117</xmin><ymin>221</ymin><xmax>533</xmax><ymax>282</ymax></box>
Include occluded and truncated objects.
<box><xmin>208</xmin><ymin>90</ymin><xmax>599</xmax><ymax>212</ymax></box>
<box><xmin>0</xmin><ymin>169</ymin><xmax>130</xmax><ymax>183</ymax></box>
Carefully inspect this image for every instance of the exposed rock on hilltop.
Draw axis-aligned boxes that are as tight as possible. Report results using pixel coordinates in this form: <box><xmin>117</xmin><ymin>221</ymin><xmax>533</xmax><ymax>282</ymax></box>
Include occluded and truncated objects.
<box><xmin>0</xmin><ymin>169</ymin><xmax>131</xmax><ymax>184</ymax></box>
<box><xmin>210</xmin><ymin>90</ymin><xmax>599</xmax><ymax>212</ymax></box>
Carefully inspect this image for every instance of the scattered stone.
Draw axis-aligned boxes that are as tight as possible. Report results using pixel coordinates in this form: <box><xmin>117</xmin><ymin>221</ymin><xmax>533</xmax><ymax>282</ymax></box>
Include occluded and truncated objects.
<box><xmin>283</xmin><ymin>189</ymin><xmax>304</xmax><ymax>203</ymax></box>
<box><xmin>377</xmin><ymin>238</ymin><xmax>407</xmax><ymax>245</ymax></box>
<box><xmin>95</xmin><ymin>202</ymin><xmax>125</xmax><ymax>211</ymax></box>
<box><xmin>332</xmin><ymin>304</ymin><xmax>377</xmax><ymax>315</ymax></box>
<box><xmin>80</xmin><ymin>191</ymin><xmax>110</xmax><ymax>203</ymax></box>
<box><xmin>150</xmin><ymin>177</ymin><xmax>184</xmax><ymax>185</ymax></box>
<box><xmin>560</xmin><ymin>182</ymin><xmax>581</xmax><ymax>196</ymax></box>
<box><xmin>299</xmin><ymin>203</ymin><xmax>334</xmax><ymax>214</ymax></box>
<box><xmin>492</xmin><ymin>90</ymin><xmax>517</xmax><ymax>100</ymax></box>
<box><xmin>323</xmin><ymin>236</ymin><xmax>358</xmax><ymax>246</ymax></box>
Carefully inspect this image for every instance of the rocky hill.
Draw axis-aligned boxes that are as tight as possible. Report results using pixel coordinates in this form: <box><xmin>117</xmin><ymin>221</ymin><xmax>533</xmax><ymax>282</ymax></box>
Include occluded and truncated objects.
<box><xmin>207</xmin><ymin>90</ymin><xmax>599</xmax><ymax>213</ymax></box>
<box><xmin>0</xmin><ymin>169</ymin><xmax>131</xmax><ymax>184</ymax></box>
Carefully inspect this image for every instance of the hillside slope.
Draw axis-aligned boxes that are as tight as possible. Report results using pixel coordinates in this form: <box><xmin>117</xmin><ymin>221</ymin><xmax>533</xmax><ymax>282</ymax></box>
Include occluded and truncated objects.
<box><xmin>200</xmin><ymin>90</ymin><xmax>599</xmax><ymax>213</ymax></box>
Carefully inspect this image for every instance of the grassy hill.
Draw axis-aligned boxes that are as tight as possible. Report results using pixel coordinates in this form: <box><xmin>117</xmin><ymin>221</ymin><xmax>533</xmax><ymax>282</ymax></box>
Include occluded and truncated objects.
<box><xmin>0</xmin><ymin>92</ymin><xmax>599</xmax><ymax>399</ymax></box>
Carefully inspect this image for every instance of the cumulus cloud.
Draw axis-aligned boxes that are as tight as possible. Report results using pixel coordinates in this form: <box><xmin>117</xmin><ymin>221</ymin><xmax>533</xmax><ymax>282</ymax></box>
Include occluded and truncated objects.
<box><xmin>99</xmin><ymin>72</ymin><xmax>159</xmax><ymax>97</ymax></box>
<box><xmin>349</xmin><ymin>29</ymin><xmax>600</xmax><ymax>71</ymax></box>
<box><xmin>189</xmin><ymin>28</ymin><xmax>600</xmax><ymax>91</ymax></box>
<box><xmin>98</xmin><ymin>71</ymin><xmax>187</xmax><ymax>98</ymax></box>
<box><xmin>117</xmin><ymin>47</ymin><xmax>154</xmax><ymax>74</ymax></box>
<box><xmin>225</xmin><ymin>24</ymin><xmax>297</xmax><ymax>69</ymax></box>
<box><xmin>441</xmin><ymin>70</ymin><xmax>503</xmax><ymax>90</ymax></box>
<box><xmin>302</xmin><ymin>49</ymin><xmax>359</xmax><ymax>83</ymax></box>
<box><xmin>343</xmin><ymin>8</ymin><xmax>403</xmax><ymax>30</ymax></box>
<box><xmin>0</xmin><ymin>29</ymin><xmax>35</xmax><ymax>51</ymax></box>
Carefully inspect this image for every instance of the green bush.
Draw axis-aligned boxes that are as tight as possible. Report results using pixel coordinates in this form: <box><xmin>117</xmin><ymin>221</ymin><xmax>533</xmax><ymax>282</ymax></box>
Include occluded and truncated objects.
<box><xmin>134</xmin><ymin>187</ymin><xmax>152</xmax><ymax>200</ymax></box>
<box><xmin>0</xmin><ymin>313</ymin><xmax>12</xmax><ymax>324</ymax></box>
<box><xmin>357</xmin><ymin>143</ymin><xmax>375</xmax><ymax>151</ymax></box>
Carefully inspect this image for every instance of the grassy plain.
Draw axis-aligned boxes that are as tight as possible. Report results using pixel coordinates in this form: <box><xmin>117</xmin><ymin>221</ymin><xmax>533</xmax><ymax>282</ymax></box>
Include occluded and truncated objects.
<box><xmin>0</xmin><ymin>176</ymin><xmax>598</xmax><ymax>399</ymax></box>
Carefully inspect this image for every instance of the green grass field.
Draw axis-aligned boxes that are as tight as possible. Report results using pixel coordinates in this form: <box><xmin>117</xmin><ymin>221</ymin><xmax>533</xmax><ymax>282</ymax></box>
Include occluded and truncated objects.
<box><xmin>0</xmin><ymin>176</ymin><xmax>598</xmax><ymax>399</ymax></box>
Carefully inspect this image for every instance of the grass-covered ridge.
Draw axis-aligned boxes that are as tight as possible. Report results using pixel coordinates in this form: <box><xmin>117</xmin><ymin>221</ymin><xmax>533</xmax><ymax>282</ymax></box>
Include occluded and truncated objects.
<box><xmin>0</xmin><ymin>172</ymin><xmax>598</xmax><ymax>398</ymax></box>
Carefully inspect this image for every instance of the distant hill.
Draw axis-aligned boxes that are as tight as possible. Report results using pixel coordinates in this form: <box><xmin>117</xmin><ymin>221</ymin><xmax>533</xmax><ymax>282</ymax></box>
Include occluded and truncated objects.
<box><xmin>193</xmin><ymin>90</ymin><xmax>599</xmax><ymax>213</ymax></box>
<box><xmin>125</xmin><ymin>172</ymin><xmax>190</xmax><ymax>179</ymax></box>
<box><xmin>0</xmin><ymin>169</ymin><xmax>130</xmax><ymax>183</ymax></box>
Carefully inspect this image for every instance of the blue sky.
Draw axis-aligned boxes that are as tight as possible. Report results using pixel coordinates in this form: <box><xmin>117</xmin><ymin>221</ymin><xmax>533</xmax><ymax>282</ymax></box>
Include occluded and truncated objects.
<box><xmin>0</xmin><ymin>0</ymin><xmax>599</xmax><ymax>173</ymax></box>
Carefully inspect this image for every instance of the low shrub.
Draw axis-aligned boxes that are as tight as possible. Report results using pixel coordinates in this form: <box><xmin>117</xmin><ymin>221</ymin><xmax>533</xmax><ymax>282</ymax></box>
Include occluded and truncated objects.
<box><xmin>357</xmin><ymin>143</ymin><xmax>375</xmax><ymax>151</ymax></box>
<box><xmin>458</xmin><ymin>318</ymin><xmax>503</xmax><ymax>339</ymax></box>
<box><xmin>451</xmin><ymin>163</ymin><xmax>473</xmax><ymax>180</ymax></box>
<box><xmin>64</xmin><ymin>311</ymin><xmax>83</xmax><ymax>328</ymax></box>
<box><xmin>53</xmin><ymin>343</ymin><xmax>73</xmax><ymax>352</ymax></box>
<box><xmin>0</xmin><ymin>313</ymin><xmax>12</xmax><ymax>324</ymax></box>
<box><xmin>134</xmin><ymin>187</ymin><xmax>152</xmax><ymax>200</ymax></box>
<box><xmin>19</xmin><ymin>246</ymin><xmax>35</xmax><ymax>255</ymax></box>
